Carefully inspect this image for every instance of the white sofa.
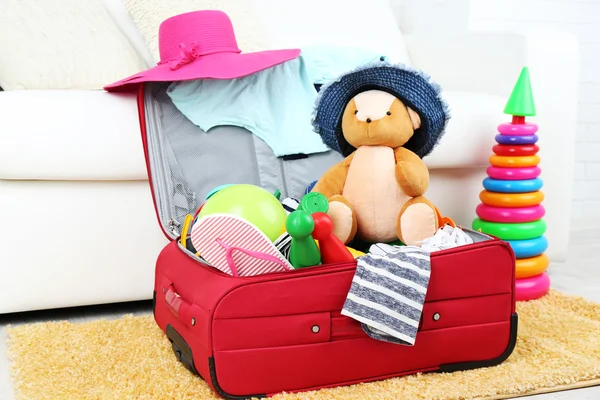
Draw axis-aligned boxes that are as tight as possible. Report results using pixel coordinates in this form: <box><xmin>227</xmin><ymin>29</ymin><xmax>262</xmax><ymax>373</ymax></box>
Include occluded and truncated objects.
<box><xmin>0</xmin><ymin>0</ymin><xmax>579</xmax><ymax>314</ymax></box>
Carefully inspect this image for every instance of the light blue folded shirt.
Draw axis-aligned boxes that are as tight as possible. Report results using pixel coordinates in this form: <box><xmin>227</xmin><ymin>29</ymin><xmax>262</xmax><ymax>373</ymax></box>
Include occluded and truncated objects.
<box><xmin>166</xmin><ymin>56</ymin><xmax>330</xmax><ymax>157</ymax></box>
<box><xmin>300</xmin><ymin>44</ymin><xmax>387</xmax><ymax>84</ymax></box>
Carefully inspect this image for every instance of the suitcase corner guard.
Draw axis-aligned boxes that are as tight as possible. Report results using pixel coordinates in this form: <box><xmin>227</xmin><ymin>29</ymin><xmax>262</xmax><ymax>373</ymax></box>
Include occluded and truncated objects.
<box><xmin>209</xmin><ymin>357</ymin><xmax>266</xmax><ymax>400</ymax></box>
<box><xmin>166</xmin><ymin>324</ymin><xmax>200</xmax><ymax>377</ymax></box>
<box><xmin>439</xmin><ymin>312</ymin><xmax>518</xmax><ymax>373</ymax></box>
<box><xmin>166</xmin><ymin>324</ymin><xmax>266</xmax><ymax>400</ymax></box>
<box><xmin>152</xmin><ymin>290</ymin><xmax>156</xmax><ymax>319</ymax></box>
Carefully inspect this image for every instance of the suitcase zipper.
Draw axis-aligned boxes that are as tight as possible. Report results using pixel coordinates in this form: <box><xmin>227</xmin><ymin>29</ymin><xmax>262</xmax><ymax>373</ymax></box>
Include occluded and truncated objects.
<box><xmin>176</xmin><ymin>233</ymin><xmax>504</xmax><ymax>283</ymax></box>
<box><xmin>144</xmin><ymin>89</ymin><xmax>183</xmax><ymax>239</ymax></box>
<box><xmin>169</xmin><ymin>218</ymin><xmax>181</xmax><ymax>236</ymax></box>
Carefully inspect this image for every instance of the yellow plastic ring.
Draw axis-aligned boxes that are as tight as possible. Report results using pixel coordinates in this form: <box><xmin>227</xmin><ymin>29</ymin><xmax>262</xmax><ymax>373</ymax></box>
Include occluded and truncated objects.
<box><xmin>489</xmin><ymin>155</ymin><xmax>540</xmax><ymax>168</ymax></box>
<box><xmin>480</xmin><ymin>190</ymin><xmax>544</xmax><ymax>208</ymax></box>
<box><xmin>515</xmin><ymin>254</ymin><xmax>549</xmax><ymax>279</ymax></box>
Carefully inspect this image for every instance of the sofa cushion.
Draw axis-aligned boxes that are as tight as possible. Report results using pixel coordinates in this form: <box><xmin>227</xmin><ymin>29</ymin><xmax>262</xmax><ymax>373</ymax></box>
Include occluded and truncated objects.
<box><xmin>0</xmin><ymin>90</ymin><xmax>505</xmax><ymax>181</ymax></box>
<box><xmin>0</xmin><ymin>90</ymin><xmax>147</xmax><ymax>181</ymax></box>
<box><xmin>251</xmin><ymin>0</ymin><xmax>411</xmax><ymax>65</ymax></box>
<box><xmin>425</xmin><ymin>91</ymin><xmax>506</xmax><ymax>170</ymax></box>
<box><xmin>0</xmin><ymin>0</ymin><xmax>147</xmax><ymax>90</ymax></box>
<box><xmin>123</xmin><ymin>0</ymin><xmax>274</xmax><ymax>63</ymax></box>
<box><xmin>123</xmin><ymin>0</ymin><xmax>411</xmax><ymax>66</ymax></box>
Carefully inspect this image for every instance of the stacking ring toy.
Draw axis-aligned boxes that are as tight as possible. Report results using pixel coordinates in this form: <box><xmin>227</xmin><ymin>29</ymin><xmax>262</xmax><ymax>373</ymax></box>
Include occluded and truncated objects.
<box><xmin>476</xmin><ymin>204</ymin><xmax>545</xmax><ymax>223</ymax></box>
<box><xmin>515</xmin><ymin>273</ymin><xmax>550</xmax><ymax>301</ymax></box>
<box><xmin>507</xmin><ymin>236</ymin><xmax>548</xmax><ymax>258</ymax></box>
<box><xmin>487</xmin><ymin>166</ymin><xmax>541</xmax><ymax>180</ymax></box>
<box><xmin>493</xmin><ymin>144</ymin><xmax>539</xmax><ymax>157</ymax></box>
<box><xmin>497</xmin><ymin>122</ymin><xmax>538</xmax><ymax>136</ymax></box>
<box><xmin>483</xmin><ymin>177</ymin><xmax>543</xmax><ymax>193</ymax></box>
<box><xmin>515</xmin><ymin>254</ymin><xmax>550</xmax><ymax>279</ymax></box>
<box><xmin>480</xmin><ymin>190</ymin><xmax>544</xmax><ymax>208</ymax></box>
<box><xmin>472</xmin><ymin>219</ymin><xmax>546</xmax><ymax>240</ymax></box>
<box><xmin>489</xmin><ymin>155</ymin><xmax>540</xmax><ymax>168</ymax></box>
<box><xmin>495</xmin><ymin>134</ymin><xmax>538</xmax><ymax>145</ymax></box>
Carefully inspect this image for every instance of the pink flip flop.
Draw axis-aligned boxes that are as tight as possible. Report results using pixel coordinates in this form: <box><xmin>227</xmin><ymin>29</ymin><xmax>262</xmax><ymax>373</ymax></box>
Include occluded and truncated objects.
<box><xmin>190</xmin><ymin>214</ymin><xmax>293</xmax><ymax>277</ymax></box>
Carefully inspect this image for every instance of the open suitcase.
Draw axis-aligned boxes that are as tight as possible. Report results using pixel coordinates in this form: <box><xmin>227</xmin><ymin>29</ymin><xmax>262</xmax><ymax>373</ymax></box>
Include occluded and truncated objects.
<box><xmin>138</xmin><ymin>82</ymin><xmax>518</xmax><ymax>399</ymax></box>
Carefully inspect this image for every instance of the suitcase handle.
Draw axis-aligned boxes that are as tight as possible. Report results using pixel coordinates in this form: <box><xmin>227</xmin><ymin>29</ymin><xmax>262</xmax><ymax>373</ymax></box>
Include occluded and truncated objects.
<box><xmin>165</xmin><ymin>284</ymin><xmax>187</xmax><ymax>320</ymax></box>
<box><xmin>164</xmin><ymin>284</ymin><xmax>198</xmax><ymax>328</ymax></box>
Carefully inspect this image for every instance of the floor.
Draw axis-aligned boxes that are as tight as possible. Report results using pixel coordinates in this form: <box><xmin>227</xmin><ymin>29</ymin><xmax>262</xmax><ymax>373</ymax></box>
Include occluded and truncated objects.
<box><xmin>1</xmin><ymin>229</ymin><xmax>600</xmax><ymax>399</ymax></box>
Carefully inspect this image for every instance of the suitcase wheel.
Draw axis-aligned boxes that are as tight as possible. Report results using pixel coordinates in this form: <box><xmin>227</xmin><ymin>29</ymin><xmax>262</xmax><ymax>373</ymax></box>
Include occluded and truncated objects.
<box><xmin>166</xmin><ymin>324</ymin><xmax>201</xmax><ymax>378</ymax></box>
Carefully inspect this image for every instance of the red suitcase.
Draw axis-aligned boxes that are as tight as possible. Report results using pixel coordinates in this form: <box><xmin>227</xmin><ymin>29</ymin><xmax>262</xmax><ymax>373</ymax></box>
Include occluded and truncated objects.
<box><xmin>137</xmin><ymin>83</ymin><xmax>518</xmax><ymax>399</ymax></box>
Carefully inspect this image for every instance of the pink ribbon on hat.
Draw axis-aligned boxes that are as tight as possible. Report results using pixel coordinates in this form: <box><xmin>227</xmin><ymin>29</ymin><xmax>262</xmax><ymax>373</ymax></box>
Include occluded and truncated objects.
<box><xmin>158</xmin><ymin>41</ymin><xmax>242</xmax><ymax>71</ymax></box>
<box><xmin>166</xmin><ymin>42</ymin><xmax>202</xmax><ymax>70</ymax></box>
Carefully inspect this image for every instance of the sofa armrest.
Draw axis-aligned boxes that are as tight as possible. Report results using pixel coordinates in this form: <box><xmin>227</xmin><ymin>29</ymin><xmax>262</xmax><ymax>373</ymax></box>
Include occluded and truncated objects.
<box><xmin>0</xmin><ymin>90</ymin><xmax>147</xmax><ymax>181</ymax></box>
<box><xmin>403</xmin><ymin>30</ymin><xmax>579</xmax><ymax>97</ymax></box>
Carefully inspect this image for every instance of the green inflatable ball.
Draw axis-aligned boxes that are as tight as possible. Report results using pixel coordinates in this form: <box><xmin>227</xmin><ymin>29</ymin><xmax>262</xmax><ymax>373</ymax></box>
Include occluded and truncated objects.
<box><xmin>198</xmin><ymin>184</ymin><xmax>286</xmax><ymax>242</ymax></box>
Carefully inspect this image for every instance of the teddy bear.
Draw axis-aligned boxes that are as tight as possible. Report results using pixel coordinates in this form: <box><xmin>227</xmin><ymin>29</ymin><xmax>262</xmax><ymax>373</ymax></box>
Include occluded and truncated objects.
<box><xmin>310</xmin><ymin>62</ymin><xmax>452</xmax><ymax>247</ymax></box>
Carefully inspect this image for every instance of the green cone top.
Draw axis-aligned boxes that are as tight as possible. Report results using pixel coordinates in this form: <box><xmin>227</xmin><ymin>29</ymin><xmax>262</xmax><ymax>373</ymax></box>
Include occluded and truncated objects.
<box><xmin>504</xmin><ymin>67</ymin><xmax>536</xmax><ymax>116</ymax></box>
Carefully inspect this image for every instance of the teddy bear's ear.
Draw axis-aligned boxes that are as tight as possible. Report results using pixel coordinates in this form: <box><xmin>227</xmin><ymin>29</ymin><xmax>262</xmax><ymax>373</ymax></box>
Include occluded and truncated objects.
<box><xmin>407</xmin><ymin>107</ymin><xmax>421</xmax><ymax>130</ymax></box>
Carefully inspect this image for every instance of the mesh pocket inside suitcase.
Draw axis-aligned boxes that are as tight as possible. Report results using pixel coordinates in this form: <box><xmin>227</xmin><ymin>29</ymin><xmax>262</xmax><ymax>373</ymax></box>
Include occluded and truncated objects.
<box><xmin>143</xmin><ymin>82</ymin><xmax>344</xmax><ymax>238</ymax></box>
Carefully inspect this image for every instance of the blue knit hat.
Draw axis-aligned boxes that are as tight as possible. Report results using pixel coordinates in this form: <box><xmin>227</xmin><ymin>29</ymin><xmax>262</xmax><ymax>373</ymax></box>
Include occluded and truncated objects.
<box><xmin>312</xmin><ymin>61</ymin><xmax>450</xmax><ymax>158</ymax></box>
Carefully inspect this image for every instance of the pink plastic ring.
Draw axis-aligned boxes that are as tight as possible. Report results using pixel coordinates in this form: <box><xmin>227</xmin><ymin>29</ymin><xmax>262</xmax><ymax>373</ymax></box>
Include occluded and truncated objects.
<box><xmin>516</xmin><ymin>273</ymin><xmax>550</xmax><ymax>301</ymax></box>
<box><xmin>487</xmin><ymin>166</ymin><xmax>541</xmax><ymax>180</ymax></box>
<box><xmin>476</xmin><ymin>204</ymin><xmax>545</xmax><ymax>223</ymax></box>
<box><xmin>497</xmin><ymin>123</ymin><xmax>538</xmax><ymax>136</ymax></box>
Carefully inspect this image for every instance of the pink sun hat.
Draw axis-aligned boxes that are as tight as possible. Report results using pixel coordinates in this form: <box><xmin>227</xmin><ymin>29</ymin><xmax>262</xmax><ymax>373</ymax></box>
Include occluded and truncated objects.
<box><xmin>104</xmin><ymin>10</ymin><xmax>300</xmax><ymax>92</ymax></box>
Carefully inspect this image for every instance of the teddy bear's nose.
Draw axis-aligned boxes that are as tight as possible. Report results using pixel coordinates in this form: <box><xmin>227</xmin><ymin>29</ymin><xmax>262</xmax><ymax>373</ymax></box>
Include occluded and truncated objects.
<box><xmin>355</xmin><ymin>109</ymin><xmax>386</xmax><ymax>123</ymax></box>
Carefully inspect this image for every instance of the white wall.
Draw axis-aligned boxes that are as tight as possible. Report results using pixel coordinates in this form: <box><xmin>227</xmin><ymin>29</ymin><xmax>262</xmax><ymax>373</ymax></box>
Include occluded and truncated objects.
<box><xmin>394</xmin><ymin>0</ymin><xmax>600</xmax><ymax>230</ymax></box>
<box><xmin>467</xmin><ymin>0</ymin><xmax>600</xmax><ymax>230</ymax></box>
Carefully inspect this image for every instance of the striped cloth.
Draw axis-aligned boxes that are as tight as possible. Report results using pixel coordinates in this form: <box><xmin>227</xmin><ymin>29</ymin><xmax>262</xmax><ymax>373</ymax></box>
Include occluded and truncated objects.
<box><xmin>274</xmin><ymin>197</ymin><xmax>300</xmax><ymax>260</ymax></box>
<box><xmin>273</xmin><ymin>231</ymin><xmax>292</xmax><ymax>259</ymax></box>
<box><xmin>341</xmin><ymin>245</ymin><xmax>431</xmax><ymax>346</ymax></box>
<box><xmin>281</xmin><ymin>197</ymin><xmax>300</xmax><ymax>214</ymax></box>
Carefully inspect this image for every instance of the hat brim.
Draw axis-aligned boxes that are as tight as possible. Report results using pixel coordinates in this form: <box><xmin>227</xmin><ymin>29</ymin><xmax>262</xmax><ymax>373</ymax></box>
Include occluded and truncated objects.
<box><xmin>104</xmin><ymin>48</ymin><xmax>301</xmax><ymax>92</ymax></box>
<box><xmin>311</xmin><ymin>62</ymin><xmax>450</xmax><ymax>159</ymax></box>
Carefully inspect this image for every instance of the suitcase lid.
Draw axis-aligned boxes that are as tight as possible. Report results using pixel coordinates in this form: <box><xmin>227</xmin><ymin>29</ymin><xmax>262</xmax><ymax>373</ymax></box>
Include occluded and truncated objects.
<box><xmin>136</xmin><ymin>83</ymin><xmax>344</xmax><ymax>240</ymax></box>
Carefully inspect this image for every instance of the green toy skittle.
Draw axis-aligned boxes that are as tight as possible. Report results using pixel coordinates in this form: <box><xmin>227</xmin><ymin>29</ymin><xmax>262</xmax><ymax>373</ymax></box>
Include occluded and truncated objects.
<box><xmin>286</xmin><ymin>209</ymin><xmax>321</xmax><ymax>269</ymax></box>
<box><xmin>299</xmin><ymin>192</ymin><xmax>329</xmax><ymax>214</ymax></box>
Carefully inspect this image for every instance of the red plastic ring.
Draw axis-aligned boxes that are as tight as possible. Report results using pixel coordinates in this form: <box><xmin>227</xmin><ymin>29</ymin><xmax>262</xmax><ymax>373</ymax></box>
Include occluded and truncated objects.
<box><xmin>493</xmin><ymin>144</ymin><xmax>539</xmax><ymax>157</ymax></box>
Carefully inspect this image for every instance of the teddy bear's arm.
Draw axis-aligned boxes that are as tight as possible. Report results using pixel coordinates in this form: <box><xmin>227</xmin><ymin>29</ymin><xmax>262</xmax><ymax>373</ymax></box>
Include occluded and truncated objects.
<box><xmin>312</xmin><ymin>153</ymin><xmax>355</xmax><ymax>199</ymax></box>
<box><xmin>394</xmin><ymin>147</ymin><xmax>429</xmax><ymax>197</ymax></box>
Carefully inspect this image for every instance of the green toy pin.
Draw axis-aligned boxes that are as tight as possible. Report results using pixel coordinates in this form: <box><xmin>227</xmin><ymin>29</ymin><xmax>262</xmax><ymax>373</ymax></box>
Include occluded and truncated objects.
<box><xmin>286</xmin><ymin>209</ymin><xmax>321</xmax><ymax>269</ymax></box>
<box><xmin>299</xmin><ymin>192</ymin><xmax>329</xmax><ymax>214</ymax></box>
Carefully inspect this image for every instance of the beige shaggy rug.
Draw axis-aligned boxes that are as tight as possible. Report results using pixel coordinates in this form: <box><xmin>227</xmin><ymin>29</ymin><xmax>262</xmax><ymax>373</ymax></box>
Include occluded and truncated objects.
<box><xmin>6</xmin><ymin>290</ymin><xmax>600</xmax><ymax>399</ymax></box>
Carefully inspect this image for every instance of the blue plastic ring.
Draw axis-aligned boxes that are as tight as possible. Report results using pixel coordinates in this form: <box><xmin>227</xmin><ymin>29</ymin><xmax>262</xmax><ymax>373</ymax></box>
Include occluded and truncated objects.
<box><xmin>205</xmin><ymin>184</ymin><xmax>234</xmax><ymax>200</ymax></box>
<box><xmin>507</xmin><ymin>236</ymin><xmax>548</xmax><ymax>258</ymax></box>
<box><xmin>483</xmin><ymin>177</ymin><xmax>544</xmax><ymax>193</ymax></box>
<box><xmin>495</xmin><ymin>134</ymin><xmax>538</xmax><ymax>145</ymax></box>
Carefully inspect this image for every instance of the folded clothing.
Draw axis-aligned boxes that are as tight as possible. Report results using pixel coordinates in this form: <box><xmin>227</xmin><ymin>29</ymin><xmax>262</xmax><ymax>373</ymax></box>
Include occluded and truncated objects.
<box><xmin>166</xmin><ymin>56</ymin><xmax>330</xmax><ymax>157</ymax></box>
<box><xmin>281</xmin><ymin>197</ymin><xmax>300</xmax><ymax>214</ymax></box>
<box><xmin>301</xmin><ymin>44</ymin><xmax>387</xmax><ymax>84</ymax></box>
<box><xmin>417</xmin><ymin>225</ymin><xmax>474</xmax><ymax>252</ymax></box>
<box><xmin>342</xmin><ymin>246</ymin><xmax>431</xmax><ymax>346</ymax></box>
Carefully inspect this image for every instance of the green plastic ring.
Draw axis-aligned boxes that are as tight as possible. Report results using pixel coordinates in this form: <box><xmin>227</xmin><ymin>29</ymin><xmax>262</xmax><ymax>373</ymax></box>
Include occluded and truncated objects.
<box><xmin>472</xmin><ymin>218</ymin><xmax>546</xmax><ymax>240</ymax></box>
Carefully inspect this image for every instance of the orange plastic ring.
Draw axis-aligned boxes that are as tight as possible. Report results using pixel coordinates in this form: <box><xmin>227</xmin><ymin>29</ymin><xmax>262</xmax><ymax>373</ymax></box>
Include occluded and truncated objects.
<box><xmin>489</xmin><ymin>155</ymin><xmax>540</xmax><ymax>168</ymax></box>
<box><xmin>480</xmin><ymin>190</ymin><xmax>544</xmax><ymax>208</ymax></box>
<box><xmin>516</xmin><ymin>254</ymin><xmax>549</xmax><ymax>279</ymax></box>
